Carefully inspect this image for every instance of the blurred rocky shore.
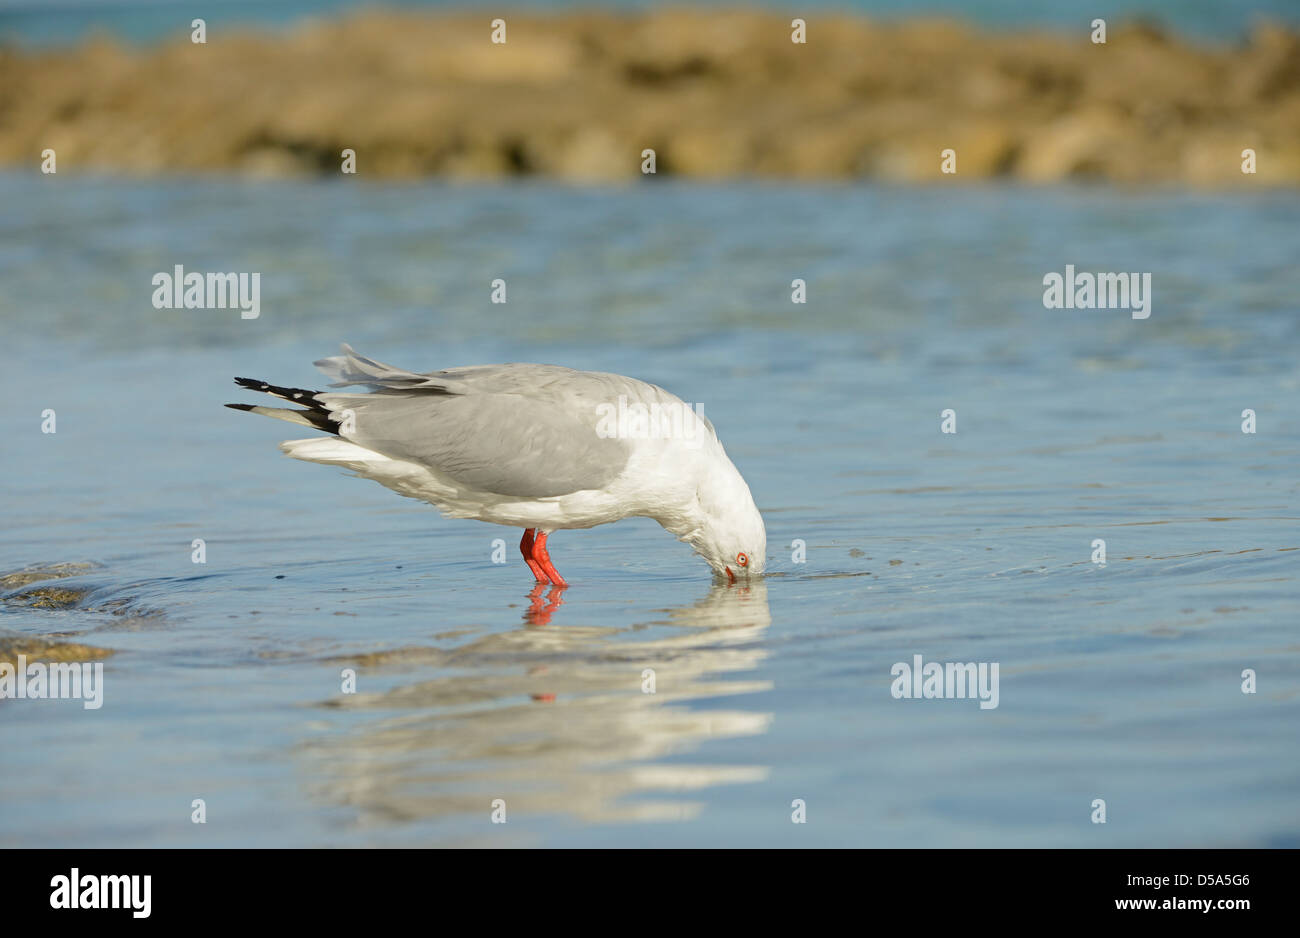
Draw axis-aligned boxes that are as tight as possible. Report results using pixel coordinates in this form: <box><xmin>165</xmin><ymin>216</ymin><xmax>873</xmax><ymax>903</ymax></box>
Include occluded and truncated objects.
<box><xmin>1</xmin><ymin>8</ymin><xmax>1297</xmax><ymax>184</ymax></box>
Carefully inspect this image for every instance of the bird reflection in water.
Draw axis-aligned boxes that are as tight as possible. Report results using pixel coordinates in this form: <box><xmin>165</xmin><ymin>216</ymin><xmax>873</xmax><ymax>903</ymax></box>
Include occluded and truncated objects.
<box><xmin>523</xmin><ymin>583</ymin><xmax>567</xmax><ymax>627</ymax></box>
<box><xmin>300</xmin><ymin>581</ymin><xmax>773</xmax><ymax>835</ymax></box>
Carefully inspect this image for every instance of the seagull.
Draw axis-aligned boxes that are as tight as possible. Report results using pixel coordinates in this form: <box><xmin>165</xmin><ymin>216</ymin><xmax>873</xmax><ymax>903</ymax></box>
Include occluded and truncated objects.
<box><xmin>226</xmin><ymin>345</ymin><xmax>765</xmax><ymax>585</ymax></box>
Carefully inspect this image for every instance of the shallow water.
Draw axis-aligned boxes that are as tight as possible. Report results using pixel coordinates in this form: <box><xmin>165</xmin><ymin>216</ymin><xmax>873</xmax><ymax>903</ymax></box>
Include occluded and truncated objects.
<box><xmin>1</xmin><ymin>173</ymin><xmax>1297</xmax><ymax>847</ymax></box>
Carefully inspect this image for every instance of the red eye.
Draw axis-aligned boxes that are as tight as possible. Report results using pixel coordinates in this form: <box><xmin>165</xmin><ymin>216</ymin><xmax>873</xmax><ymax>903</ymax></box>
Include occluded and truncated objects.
<box><xmin>736</xmin><ymin>552</ymin><xmax>748</xmax><ymax>567</ymax></box>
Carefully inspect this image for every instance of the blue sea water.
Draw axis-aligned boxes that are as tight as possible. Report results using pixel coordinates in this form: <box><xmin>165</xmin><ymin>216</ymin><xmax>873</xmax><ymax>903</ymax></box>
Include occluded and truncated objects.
<box><xmin>0</xmin><ymin>173</ymin><xmax>1297</xmax><ymax>847</ymax></box>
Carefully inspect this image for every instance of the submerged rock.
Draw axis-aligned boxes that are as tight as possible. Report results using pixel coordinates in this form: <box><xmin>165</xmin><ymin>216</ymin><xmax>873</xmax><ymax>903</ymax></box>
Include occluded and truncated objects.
<box><xmin>0</xmin><ymin>562</ymin><xmax>97</xmax><ymax>591</ymax></box>
<box><xmin>0</xmin><ymin>636</ymin><xmax>114</xmax><ymax>667</ymax></box>
<box><xmin>6</xmin><ymin>586</ymin><xmax>88</xmax><ymax>610</ymax></box>
<box><xmin>0</xmin><ymin>563</ymin><xmax>162</xmax><ymax>622</ymax></box>
<box><xmin>1</xmin><ymin>563</ymin><xmax>99</xmax><ymax>609</ymax></box>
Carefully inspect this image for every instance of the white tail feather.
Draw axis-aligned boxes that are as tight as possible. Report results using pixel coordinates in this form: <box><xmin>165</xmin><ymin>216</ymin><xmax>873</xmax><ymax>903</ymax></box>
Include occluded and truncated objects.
<box><xmin>279</xmin><ymin>437</ymin><xmax>389</xmax><ymax>470</ymax></box>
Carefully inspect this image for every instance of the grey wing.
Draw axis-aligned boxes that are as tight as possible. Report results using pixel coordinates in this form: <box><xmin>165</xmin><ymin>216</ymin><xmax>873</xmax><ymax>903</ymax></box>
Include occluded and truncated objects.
<box><xmin>318</xmin><ymin>388</ymin><xmax>631</xmax><ymax>498</ymax></box>
<box><xmin>316</xmin><ymin>343</ymin><xmax>602</xmax><ymax>395</ymax></box>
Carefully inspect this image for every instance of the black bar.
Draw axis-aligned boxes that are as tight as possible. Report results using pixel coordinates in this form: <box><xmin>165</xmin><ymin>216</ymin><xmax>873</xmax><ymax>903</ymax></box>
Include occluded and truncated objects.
<box><xmin>3</xmin><ymin>848</ymin><xmax>1282</xmax><ymax>923</ymax></box>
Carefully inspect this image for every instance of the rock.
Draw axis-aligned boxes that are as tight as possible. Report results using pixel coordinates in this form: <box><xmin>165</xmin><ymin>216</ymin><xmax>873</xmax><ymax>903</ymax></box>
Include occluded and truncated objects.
<box><xmin>0</xmin><ymin>9</ymin><xmax>1294</xmax><ymax>185</ymax></box>
<box><xmin>0</xmin><ymin>636</ymin><xmax>114</xmax><ymax>667</ymax></box>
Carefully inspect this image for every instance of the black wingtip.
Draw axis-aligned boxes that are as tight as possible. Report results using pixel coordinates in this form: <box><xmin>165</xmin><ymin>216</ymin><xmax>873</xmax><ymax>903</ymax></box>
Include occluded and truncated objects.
<box><xmin>225</xmin><ymin>403</ymin><xmax>255</xmax><ymax>412</ymax></box>
<box><xmin>232</xmin><ymin>376</ymin><xmax>326</xmax><ymax>406</ymax></box>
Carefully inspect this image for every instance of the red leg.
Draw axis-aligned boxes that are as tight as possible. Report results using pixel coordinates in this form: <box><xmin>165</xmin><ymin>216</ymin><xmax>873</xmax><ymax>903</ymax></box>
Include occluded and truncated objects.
<box><xmin>531</xmin><ymin>531</ymin><xmax>568</xmax><ymax>587</ymax></box>
<box><xmin>519</xmin><ymin>528</ymin><xmax>550</xmax><ymax>584</ymax></box>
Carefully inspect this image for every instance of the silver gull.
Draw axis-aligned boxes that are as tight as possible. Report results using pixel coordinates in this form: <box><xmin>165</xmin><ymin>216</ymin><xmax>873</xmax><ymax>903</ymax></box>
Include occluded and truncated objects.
<box><xmin>226</xmin><ymin>345</ymin><xmax>765</xmax><ymax>585</ymax></box>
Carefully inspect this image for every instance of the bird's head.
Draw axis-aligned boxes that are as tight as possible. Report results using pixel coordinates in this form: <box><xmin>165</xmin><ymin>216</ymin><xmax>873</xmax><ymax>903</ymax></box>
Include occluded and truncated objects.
<box><xmin>693</xmin><ymin>459</ymin><xmax>766</xmax><ymax>583</ymax></box>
